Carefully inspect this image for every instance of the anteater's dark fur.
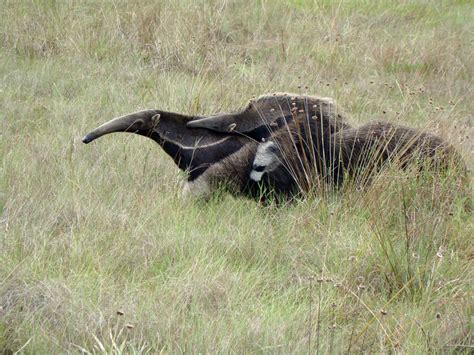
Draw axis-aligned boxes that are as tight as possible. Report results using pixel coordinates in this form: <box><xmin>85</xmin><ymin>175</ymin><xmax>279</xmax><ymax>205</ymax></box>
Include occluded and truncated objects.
<box><xmin>183</xmin><ymin>103</ymin><xmax>350</xmax><ymax>199</ymax></box>
<box><xmin>258</xmin><ymin>118</ymin><xmax>465</xmax><ymax>197</ymax></box>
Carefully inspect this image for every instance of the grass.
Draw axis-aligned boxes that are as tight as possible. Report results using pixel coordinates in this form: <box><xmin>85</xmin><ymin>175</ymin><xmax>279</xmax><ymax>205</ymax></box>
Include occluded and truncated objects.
<box><xmin>1</xmin><ymin>0</ymin><xmax>473</xmax><ymax>352</ymax></box>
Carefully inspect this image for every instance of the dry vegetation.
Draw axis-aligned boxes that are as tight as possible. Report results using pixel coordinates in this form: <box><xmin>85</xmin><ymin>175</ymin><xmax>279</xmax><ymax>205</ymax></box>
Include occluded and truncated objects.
<box><xmin>1</xmin><ymin>0</ymin><xmax>473</xmax><ymax>353</ymax></box>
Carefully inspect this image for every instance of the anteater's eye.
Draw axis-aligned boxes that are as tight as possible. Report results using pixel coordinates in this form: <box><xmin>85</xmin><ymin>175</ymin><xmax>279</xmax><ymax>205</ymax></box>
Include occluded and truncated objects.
<box><xmin>253</xmin><ymin>165</ymin><xmax>265</xmax><ymax>172</ymax></box>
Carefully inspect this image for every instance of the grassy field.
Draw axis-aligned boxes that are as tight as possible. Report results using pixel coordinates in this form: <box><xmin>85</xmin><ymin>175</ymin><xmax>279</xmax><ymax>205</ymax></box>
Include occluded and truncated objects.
<box><xmin>1</xmin><ymin>0</ymin><xmax>473</xmax><ymax>353</ymax></box>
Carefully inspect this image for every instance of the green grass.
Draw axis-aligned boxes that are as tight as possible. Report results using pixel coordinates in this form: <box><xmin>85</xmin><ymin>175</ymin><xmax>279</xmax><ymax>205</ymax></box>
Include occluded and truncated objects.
<box><xmin>1</xmin><ymin>0</ymin><xmax>473</xmax><ymax>353</ymax></box>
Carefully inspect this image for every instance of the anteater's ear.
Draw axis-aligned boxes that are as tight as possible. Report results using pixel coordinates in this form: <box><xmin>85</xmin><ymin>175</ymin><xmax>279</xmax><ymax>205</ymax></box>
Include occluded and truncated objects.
<box><xmin>151</xmin><ymin>113</ymin><xmax>161</xmax><ymax>128</ymax></box>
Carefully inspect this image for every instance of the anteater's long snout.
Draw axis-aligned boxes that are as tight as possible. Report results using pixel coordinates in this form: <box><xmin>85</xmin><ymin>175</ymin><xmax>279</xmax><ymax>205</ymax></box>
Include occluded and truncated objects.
<box><xmin>81</xmin><ymin>134</ymin><xmax>95</xmax><ymax>144</ymax></box>
<box><xmin>81</xmin><ymin>109</ymin><xmax>160</xmax><ymax>144</ymax></box>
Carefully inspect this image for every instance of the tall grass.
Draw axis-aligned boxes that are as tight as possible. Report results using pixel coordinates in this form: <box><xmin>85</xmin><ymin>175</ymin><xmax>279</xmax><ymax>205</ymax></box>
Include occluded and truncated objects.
<box><xmin>1</xmin><ymin>0</ymin><xmax>472</xmax><ymax>352</ymax></box>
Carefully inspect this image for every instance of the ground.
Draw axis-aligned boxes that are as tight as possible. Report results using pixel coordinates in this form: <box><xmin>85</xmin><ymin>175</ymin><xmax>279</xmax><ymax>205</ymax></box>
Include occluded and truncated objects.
<box><xmin>1</xmin><ymin>1</ymin><xmax>473</xmax><ymax>353</ymax></box>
